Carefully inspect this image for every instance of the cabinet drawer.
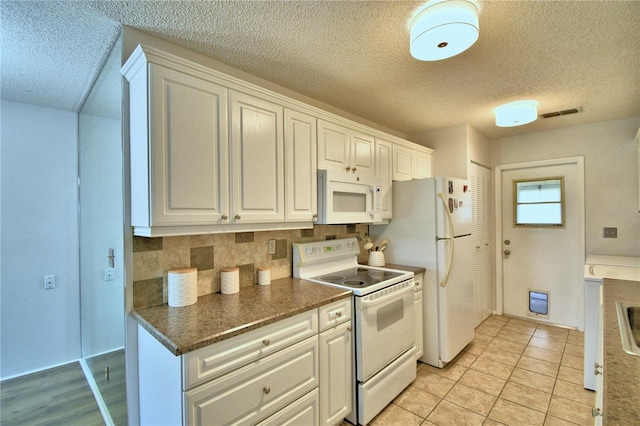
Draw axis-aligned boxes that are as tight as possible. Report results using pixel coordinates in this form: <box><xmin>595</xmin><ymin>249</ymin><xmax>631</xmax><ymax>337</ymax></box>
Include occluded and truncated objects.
<box><xmin>257</xmin><ymin>389</ymin><xmax>319</xmax><ymax>426</ymax></box>
<box><xmin>183</xmin><ymin>310</ymin><xmax>318</xmax><ymax>390</ymax></box>
<box><xmin>318</xmin><ymin>298</ymin><xmax>352</xmax><ymax>332</ymax></box>
<box><xmin>184</xmin><ymin>336</ymin><xmax>319</xmax><ymax>426</ymax></box>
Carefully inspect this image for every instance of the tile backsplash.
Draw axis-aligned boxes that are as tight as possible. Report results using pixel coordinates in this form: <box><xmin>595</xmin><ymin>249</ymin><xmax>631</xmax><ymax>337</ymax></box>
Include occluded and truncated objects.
<box><xmin>133</xmin><ymin>224</ymin><xmax>369</xmax><ymax>309</ymax></box>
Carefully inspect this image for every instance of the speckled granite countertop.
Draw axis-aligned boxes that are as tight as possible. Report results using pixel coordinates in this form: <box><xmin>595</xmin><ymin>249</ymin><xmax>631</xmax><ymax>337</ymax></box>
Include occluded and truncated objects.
<box><xmin>603</xmin><ymin>278</ymin><xmax>640</xmax><ymax>424</ymax></box>
<box><xmin>131</xmin><ymin>277</ymin><xmax>352</xmax><ymax>356</ymax></box>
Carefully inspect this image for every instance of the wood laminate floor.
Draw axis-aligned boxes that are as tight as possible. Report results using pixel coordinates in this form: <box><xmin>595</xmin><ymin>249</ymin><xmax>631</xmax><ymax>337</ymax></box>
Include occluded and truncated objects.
<box><xmin>84</xmin><ymin>350</ymin><xmax>128</xmax><ymax>425</ymax></box>
<box><xmin>1</xmin><ymin>361</ymin><xmax>106</xmax><ymax>426</ymax></box>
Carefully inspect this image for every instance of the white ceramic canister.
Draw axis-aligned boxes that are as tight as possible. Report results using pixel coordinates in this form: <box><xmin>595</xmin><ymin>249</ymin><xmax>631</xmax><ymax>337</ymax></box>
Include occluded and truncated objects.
<box><xmin>368</xmin><ymin>251</ymin><xmax>385</xmax><ymax>267</ymax></box>
<box><xmin>168</xmin><ymin>267</ymin><xmax>198</xmax><ymax>307</ymax></box>
<box><xmin>257</xmin><ymin>267</ymin><xmax>271</xmax><ymax>285</ymax></box>
<box><xmin>221</xmin><ymin>267</ymin><xmax>240</xmax><ymax>294</ymax></box>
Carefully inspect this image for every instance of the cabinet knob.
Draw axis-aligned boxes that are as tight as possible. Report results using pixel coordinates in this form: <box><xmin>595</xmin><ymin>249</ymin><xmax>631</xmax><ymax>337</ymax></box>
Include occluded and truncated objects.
<box><xmin>263</xmin><ymin>386</ymin><xmax>271</xmax><ymax>395</ymax></box>
<box><xmin>221</xmin><ymin>214</ymin><xmax>228</xmax><ymax>220</ymax></box>
<box><xmin>352</xmin><ymin>167</ymin><xmax>356</xmax><ymax>173</ymax></box>
<box><xmin>312</xmin><ymin>214</ymin><xmax>318</xmax><ymax>222</ymax></box>
<box><xmin>594</xmin><ymin>362</ymin><xmax>603</xmax><ymax>375</ymax></box>
<box><xmin>346</xmin><ymin>166</ymin><xmax>351</xmax><ymax>171</ymax></box>
<box><xmin>335</xmin><ymin>311</ymin><xmax>342</xmax><ymax>317</ymax></box>
<box><xmin>262</xmin><ymin>339</ymin><xmax>270</xmax><ymax>346</ymax></box>
<box><xmin>347</xmin><ymin>326</ymin><xmax>352</xmax><ymax>332</ymax></box>
<box><xmin>235</xmin><ymin>214</ymin><xmax>241</xmax><ymax>220</ymax></box>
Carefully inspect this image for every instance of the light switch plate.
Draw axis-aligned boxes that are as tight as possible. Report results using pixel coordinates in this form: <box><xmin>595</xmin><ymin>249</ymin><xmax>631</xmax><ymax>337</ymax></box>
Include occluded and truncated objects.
<box><xmin>267</xmin><ymin>239</ymin><xmax>276</xmax><ymax>255</ymax></box>
<box><xmin>603</xmin><ymin>227</ymin><xmax>617</xmax><ymax>238</ymax></box>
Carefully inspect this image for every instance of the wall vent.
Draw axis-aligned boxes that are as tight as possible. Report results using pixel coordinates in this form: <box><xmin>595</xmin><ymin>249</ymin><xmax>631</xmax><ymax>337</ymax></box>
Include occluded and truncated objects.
<box><xmin>541</xmin><ymin>107</ymin><xmax>581</xmax><ymax>119</ymax></box>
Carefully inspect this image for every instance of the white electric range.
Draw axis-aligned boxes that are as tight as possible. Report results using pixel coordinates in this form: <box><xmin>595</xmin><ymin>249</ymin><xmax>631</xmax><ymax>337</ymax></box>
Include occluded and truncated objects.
<box><xmin>293</xmin><ymin>238</ymin><xmax>416</xmax><ymax>425</ymax></box>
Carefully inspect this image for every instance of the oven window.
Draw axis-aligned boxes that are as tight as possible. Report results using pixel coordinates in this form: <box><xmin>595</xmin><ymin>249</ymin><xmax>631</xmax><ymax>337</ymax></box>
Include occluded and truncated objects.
<box><xmin>333</xmin><ymin>191</ymin><xmax>366</xmax><ymax>213</ymax></box>
<box><xmin>377</xmin><ymin>299</ymin><xmax>404</xmax><ymax>331</ymax></box>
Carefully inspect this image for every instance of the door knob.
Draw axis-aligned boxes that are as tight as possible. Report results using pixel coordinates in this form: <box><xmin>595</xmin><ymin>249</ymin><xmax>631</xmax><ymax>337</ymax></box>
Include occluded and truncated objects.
<box><xmin>504</xmin><ymin>250</ymin><xmax>511</xmax><ymax>256</ymax></box>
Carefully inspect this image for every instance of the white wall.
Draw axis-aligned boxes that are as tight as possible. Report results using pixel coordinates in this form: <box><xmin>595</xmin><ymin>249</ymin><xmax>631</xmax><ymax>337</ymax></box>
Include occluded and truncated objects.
<box><xmin>1</xmin><ymin>100</ymin><xmax>80</xmax><ymax>378</ymax></box>
<box><xmin>492</xmin><ymin>117</ymin><xmax>640</xmax><ymax>257</ymax></box>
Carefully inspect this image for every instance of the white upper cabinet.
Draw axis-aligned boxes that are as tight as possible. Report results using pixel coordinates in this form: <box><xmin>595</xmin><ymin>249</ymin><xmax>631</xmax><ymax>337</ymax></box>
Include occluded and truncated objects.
<box><xmin>130</xmin><ymin>63</ymin><xmax>230</xmax><ymax>229</ymax></box>
<box><xmin>122</xmin><ymin>44</ymin><xmax>432</xmax><ymax>236</ymax></box>
<box><xmin>285</xmin><ymin>109</ymin><xmax>318</xmax><ymax>222</ymax></box>
<box><xmin>392</xmin><ymin>142</ymin><xmax>433</xmax><ymax>181</ymax></box>
<box><xmin>230</xmin><ymin>92</ymin><xmax>284</xmax><ymax>223</ymax></box>
<box><xmin>317</xmin><ymin>120</ymin><xmax>375</xmax><ymax>177</ymax></box>
<box><xmin>375</xmin><ymin>139</ymin><xmax>393</xmax><ymax>219</ymax></box>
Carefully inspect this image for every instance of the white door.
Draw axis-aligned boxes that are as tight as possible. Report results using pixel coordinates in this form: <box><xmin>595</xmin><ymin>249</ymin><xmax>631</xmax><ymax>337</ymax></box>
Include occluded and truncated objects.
<box><xmin>498</xmin><ymin>158</ymin><xmax>585</xmax><ymax>329</ymax></box>
<box><xmin>470</xmin><ymin>163</ymin><xmax>492</xmax><ymax>327</ymax></box>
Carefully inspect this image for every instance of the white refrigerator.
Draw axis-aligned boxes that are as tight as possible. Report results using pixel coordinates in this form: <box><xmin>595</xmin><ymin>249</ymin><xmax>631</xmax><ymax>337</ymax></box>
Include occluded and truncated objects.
<box><xmin>370</xmin><ymin>177</ymin><xmax>474</xmax><ymax>368</ymax></box>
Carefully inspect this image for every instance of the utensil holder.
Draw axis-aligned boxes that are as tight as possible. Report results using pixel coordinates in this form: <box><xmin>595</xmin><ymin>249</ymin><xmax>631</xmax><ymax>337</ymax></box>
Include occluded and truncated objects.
<box><xmin>368</xmin><ymin>251</ymin><xmax>385</xmax><ymax>267</ymax></box>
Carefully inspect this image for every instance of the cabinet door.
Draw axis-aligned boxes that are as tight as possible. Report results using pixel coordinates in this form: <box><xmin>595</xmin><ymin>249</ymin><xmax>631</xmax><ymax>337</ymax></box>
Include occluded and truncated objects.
<box><xmin>350</xmin><ymin>132</ymin><xmax>375</xmax><ymax>177</ymax></box>
<box><xmin>317</xmin><ymin>120</ymin><xmax>350</xmax><ymax>172</ymax></box>
<box><xmin>392</xmin><ymin>144</ymin><xmax>414</xmax><ymax>181</ymax></box>
<box><xmin>319</xmin><ymin>321</ymin><xmax>352</xmax><ymax>426</ymax></box>
<box><xmin>375</xmin><ymin>139</ymin><xmax>393</xmax><ymax>219</ymax></box>
<box><xmin>184</xmin><ymin>336</ymin><xmax>319</xmax><ymax>426</ymax></box>
<box><xmin>414</xmin><ymin>290</ymin><xmax>424</xmax><ymax>360</ymax></box>
<box><xmin>230</xmin><ymin>92</ymin><xmax>284</xmax><ymax>223</ymax></box>
<box><xmin>414</xmin><ymin>151</ymin><xmax>433</xmax><ymax>179</ymax></box>
<box><xmin>149</xmin><ymin>64</ymin><xmax>229</xmax><ymax>225</ymax></box>
<box><xmin>285</xmin><ymin>109</ymin><xmax>317</xmax><ymax>222</ymax></box>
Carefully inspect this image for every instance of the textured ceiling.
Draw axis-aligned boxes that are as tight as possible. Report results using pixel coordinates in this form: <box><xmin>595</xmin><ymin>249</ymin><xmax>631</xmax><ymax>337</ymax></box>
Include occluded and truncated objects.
<box><xmin>2</xmin><ymin>1</ymin><xmax>639</xmax><ymax>139</ymax></box>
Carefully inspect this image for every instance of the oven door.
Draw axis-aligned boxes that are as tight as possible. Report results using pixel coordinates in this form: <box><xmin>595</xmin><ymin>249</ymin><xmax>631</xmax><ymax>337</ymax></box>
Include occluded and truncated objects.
<box><xmin>354</xmin><ymin>281</ymin><xmax>415</xmax><ymax>381</ymax></box>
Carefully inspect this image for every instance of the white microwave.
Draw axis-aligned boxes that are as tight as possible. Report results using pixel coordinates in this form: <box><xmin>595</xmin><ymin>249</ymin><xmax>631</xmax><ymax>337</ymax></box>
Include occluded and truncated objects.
<box><xmin>317</xmin><ymin>169</ymin><xmax>383</xmax><ymax>224</ymax></box>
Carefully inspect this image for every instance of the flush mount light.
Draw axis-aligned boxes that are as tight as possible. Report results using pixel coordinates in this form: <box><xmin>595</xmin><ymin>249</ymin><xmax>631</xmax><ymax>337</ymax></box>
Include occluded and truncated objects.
<box><xmin>494</xmin><ymin>100</ymin><xmax>539</xmax><ymax>127</ymax></box>
<box><xmin>410</xmin><ymin>0</ymin><xmax>479</xmax><ymax>61</ymax></box>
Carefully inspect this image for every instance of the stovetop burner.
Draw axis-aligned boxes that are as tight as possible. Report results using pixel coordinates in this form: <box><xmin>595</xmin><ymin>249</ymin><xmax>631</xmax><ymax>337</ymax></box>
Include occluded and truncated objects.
<box><xmin>313</xmin><ymin>267</ymin><xmax>405</xmax><ymax>289</ymax></box>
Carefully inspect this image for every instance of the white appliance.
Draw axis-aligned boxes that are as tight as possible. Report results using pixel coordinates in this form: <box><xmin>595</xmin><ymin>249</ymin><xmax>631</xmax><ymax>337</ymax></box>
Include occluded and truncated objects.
<box><xmin>370</xmin><ymin>176</ymin><xmax>474</xmax><ymax>368</ymax></box>
<box><xmin>293</xmin><ymin>238</ymin><xmax>415</xmax><ymax>425</ymax></box>
<box><xmin>317</xmin><ymin>169</ymin><xmax>383</xmax><ymax>224</ymax></box>
<box><xmin>583</xmin><ymin>255</ymin><xmax>640</xmax><ymax>390</ymax></box>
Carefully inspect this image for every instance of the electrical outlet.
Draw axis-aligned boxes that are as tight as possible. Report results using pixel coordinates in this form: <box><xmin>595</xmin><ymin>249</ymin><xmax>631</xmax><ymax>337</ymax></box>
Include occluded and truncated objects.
<box><xmin>43</xmin><ymin>275</ymin><xmax>56</xmax><ymax>290</ymax></box>
<box><xmin>268</xmin><ymin>239</ymin><xmax>276</xmax><ymax>255</ymax></box>
<box><xmin>104</xmin><ymin>268</ymin><xmax>115</xmax><ymax>281</ymax></box>
<box><xmin>603</xmin><ymin>227</ymin><xmax>618</xmax><ymax>238</ymax></box>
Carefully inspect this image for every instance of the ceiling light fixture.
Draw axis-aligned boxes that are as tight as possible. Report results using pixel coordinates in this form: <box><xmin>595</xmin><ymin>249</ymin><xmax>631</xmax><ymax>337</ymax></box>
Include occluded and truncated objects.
<box><xmin>494</xmin><ymin>101</ymin><xmax>539</xmax><ymax>127</ymax></box>
<box><xmin>409</xmin><ymin>0</ymin><xmax>479</xmax><ymax>61</ymax></box>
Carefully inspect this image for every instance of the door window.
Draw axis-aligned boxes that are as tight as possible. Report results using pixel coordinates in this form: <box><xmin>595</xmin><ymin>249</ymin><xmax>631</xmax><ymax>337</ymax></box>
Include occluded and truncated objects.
<box><xmin>513</xmin><ymin>177</ymin><xmax>565</xmax><ymax>227</ymax></box>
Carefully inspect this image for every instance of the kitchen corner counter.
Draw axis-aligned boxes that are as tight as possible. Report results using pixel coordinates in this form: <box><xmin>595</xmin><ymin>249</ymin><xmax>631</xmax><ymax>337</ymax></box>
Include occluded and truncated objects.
<box><xmin>603</xmin><ymin>278</ymin><xmax>640</xmax><ymax>424</ymax></box>
<box><xmin>131</xmin><ymin>277</ymin><xmax>351</xmax><ymax>356</ymax></box>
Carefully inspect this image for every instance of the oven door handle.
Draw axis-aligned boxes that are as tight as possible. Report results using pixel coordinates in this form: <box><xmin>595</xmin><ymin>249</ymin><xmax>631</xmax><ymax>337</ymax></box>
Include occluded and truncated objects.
<box><xmin>358</xmin><ymin>284</ymin><xmax>414</xmax><ymax>308</ymax></box>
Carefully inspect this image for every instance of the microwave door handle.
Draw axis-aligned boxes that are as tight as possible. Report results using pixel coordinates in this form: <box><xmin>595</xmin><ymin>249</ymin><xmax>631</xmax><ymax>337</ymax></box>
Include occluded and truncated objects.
<box><xmin>368</xmin><ymin>185</ymin><xmax>376</xmax><ymax>217</ymax></box>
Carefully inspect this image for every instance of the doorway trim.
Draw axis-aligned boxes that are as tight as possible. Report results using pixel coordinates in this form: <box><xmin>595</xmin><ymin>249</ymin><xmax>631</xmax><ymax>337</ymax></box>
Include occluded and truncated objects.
<box><xmin>494</xmin><ymin>156</ymin><xmax>585</xmax><ymax>329</ymax></box>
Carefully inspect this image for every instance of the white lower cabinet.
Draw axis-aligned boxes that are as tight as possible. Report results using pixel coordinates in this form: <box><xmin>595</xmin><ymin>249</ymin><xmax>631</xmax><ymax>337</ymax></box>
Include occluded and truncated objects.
<box><xmin>414</xmin><ymin>274</ymin><xmax>424</xmax><ymax>361</ymax></box>
<box><xmin>319</xmin><ymin>321</ymin><xmax>352</xmax><ymax>426</ymax></box>
<box><xmin>138</xmin><ymin>302</ymin><xmax>353</xmax><ymax>426</ymax></box>
<box><xmin>184</xmin><ymin>336</ymin><xmax>318</xmax><ymax>425</ymax></box>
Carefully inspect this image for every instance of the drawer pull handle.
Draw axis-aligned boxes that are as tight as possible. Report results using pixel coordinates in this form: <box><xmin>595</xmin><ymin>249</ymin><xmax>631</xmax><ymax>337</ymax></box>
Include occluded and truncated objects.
<box><xmin>262</xmin><ymin>339</ymin><xmax>270</xmax><ymax>346</ymax></box>
<box><xmin>263</xmin><ymin>386</ymin><xmax>271</xmax><ymax>395</ymax></box>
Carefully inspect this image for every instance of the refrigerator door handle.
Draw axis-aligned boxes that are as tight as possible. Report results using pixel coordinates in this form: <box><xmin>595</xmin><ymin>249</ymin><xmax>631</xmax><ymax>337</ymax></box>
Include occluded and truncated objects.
<box><xmin>437</xmin><ymin>193</ymin><xmax>455</xmax><ymax>287</ymax></box>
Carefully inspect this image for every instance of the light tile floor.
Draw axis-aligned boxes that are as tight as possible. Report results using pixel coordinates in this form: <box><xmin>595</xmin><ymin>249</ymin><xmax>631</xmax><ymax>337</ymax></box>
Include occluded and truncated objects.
<box><xmin>369</xmin><ymin>315</ymin><xmax>593</xmax><ymax>425</ymax></box>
